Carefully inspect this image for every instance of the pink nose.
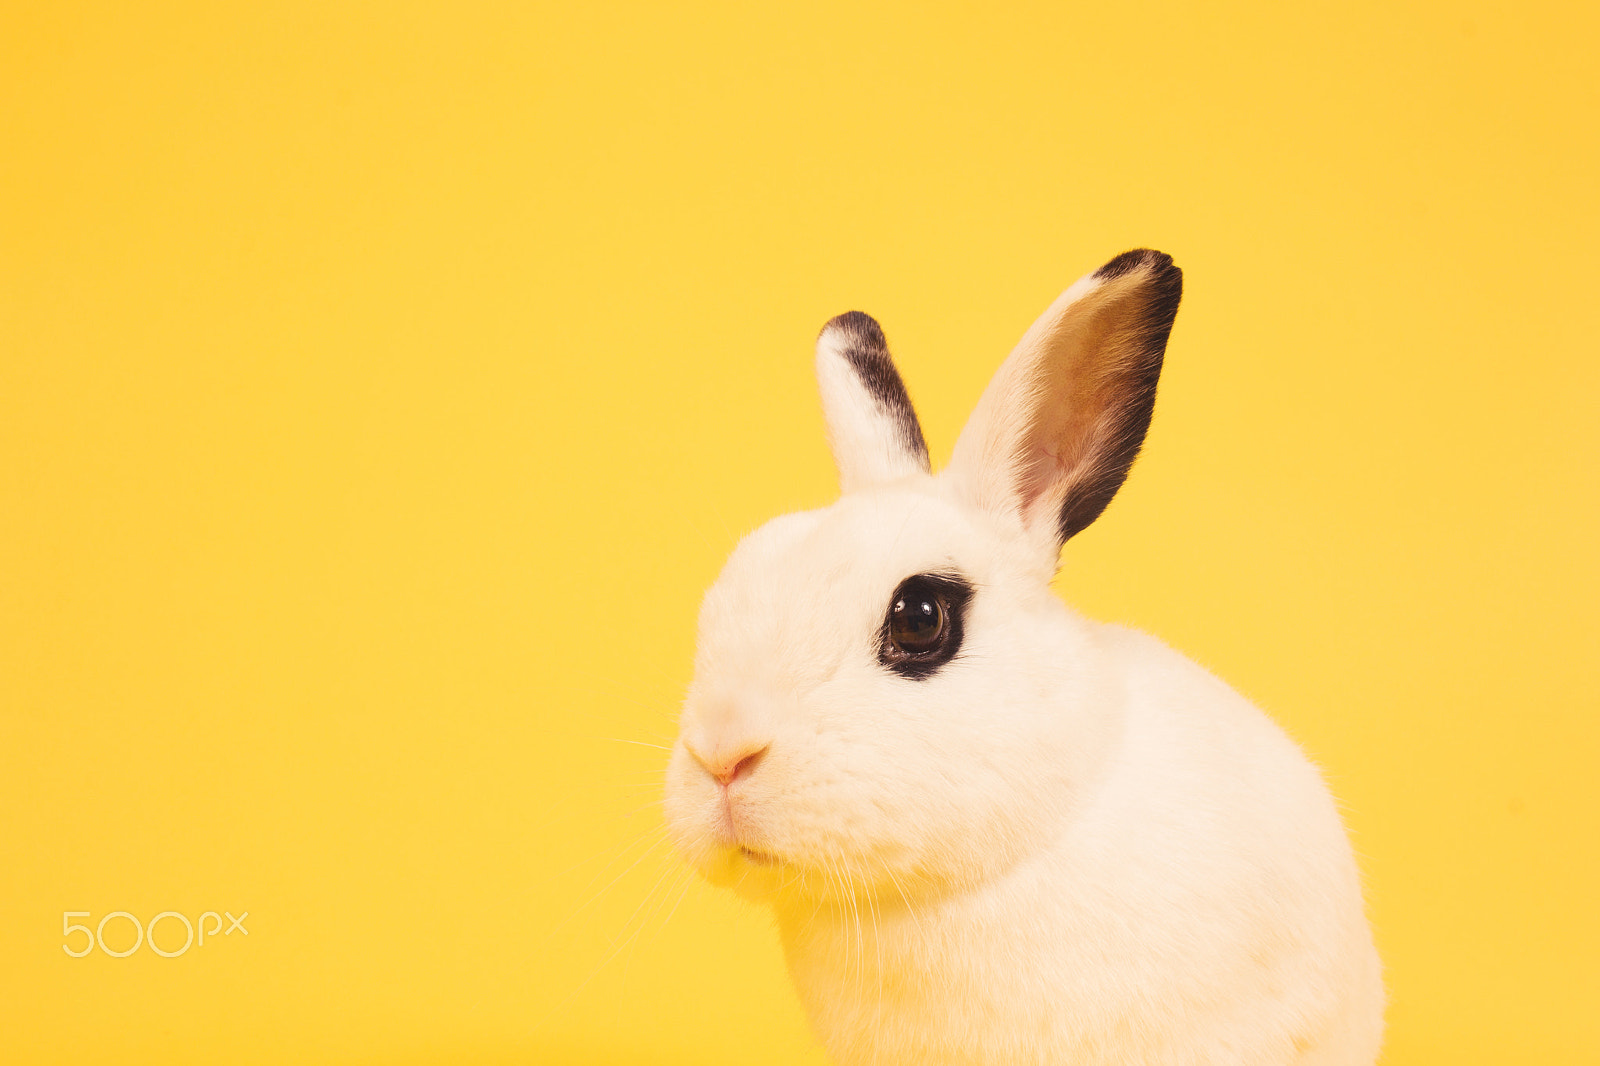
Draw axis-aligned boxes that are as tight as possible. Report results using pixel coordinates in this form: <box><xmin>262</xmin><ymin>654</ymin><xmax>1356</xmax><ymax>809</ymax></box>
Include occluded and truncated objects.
<box><xmin>689</xmin><ymin>739</ymin><xmax>770</xmax><ymax>787</ymax></box>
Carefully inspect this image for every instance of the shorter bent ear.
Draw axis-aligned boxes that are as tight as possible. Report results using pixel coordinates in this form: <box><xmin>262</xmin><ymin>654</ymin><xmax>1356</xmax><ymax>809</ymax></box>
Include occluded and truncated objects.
<box><xmin>816</xmin><ymin>311</ymin><xmax>931</xmax><ymax>493</ymax></box>
<box><xmin>945</xmin><ymin>249</ymin><xmax>1182</xmax><ymax>565</ymax></box>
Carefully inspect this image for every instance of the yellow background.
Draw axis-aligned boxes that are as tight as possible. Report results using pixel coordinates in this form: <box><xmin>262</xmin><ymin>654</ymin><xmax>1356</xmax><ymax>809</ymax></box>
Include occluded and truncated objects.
<box><xmin>3</xmin><ymin>1</ymin><xmax>1596</xmax><ymax>1063</ymax></box>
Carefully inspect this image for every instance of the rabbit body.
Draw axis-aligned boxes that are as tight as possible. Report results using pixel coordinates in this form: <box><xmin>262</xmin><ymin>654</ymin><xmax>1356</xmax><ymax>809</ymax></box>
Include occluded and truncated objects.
<box><xmin>778</xmin><ymin>581</ymin><xmax>1383</xmax><ymax>1066</ymax></box>
<box><xmin>664</xmin><ymin>251</ymin><xmax>1383</xmax><ymax>1065</ymax></box>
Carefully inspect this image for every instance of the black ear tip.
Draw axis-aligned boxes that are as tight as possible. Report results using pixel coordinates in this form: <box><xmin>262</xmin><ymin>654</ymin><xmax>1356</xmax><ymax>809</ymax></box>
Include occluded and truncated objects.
<box><xmin>1094</xmin><ymin>248</ymin><xmax>1181</xmax><ymax>288</ymax></box>
<box><xmin>821</xmin><ymin>310</ymin><xmax>887</xmax><ymax>350</ymax></box>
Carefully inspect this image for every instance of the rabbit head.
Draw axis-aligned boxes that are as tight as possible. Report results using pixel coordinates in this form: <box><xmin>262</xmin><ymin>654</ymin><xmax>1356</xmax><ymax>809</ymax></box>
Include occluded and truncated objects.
<box><xmin>664</xmin><ymin>250</ymin><xmax>1182</xmax><ymax>907</ymax></box>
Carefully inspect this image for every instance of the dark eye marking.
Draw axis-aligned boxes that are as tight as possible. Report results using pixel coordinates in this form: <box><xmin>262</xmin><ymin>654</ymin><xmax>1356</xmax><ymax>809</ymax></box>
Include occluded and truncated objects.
<box><xmin>878</xmin><ymin>571</ymin><xmax>973</xmax><ymax>680</ymax></box>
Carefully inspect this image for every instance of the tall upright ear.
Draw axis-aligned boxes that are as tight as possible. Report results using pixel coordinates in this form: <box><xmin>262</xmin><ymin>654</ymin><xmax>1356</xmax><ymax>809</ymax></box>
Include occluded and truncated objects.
<box><xmin>945</xmin><ymin>249</ymin><xmax>1182</xmax><ymax>567</ymax></box>
<box><xmin>816</xmin><ymin>311</ymin><xmax>931</xmax><ymax>493</ymax></box>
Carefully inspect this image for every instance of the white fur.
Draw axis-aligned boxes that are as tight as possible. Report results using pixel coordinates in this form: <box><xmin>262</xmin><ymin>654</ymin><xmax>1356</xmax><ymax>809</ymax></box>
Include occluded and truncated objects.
<box><xmin>814</xmin><ymin>319</ymin><xmax>929</xmax><ymax>492</ymax></box>
<box><xmin>664</xmin><ymin>255</ymin><xmax>1384</xmax><ymax>1065</ymax></box>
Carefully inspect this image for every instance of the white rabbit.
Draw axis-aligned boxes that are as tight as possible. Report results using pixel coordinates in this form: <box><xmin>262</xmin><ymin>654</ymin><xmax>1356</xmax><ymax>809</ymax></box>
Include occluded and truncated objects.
<box><xmin>662</xmin><ymin>250</ymin><xmax>1384</xmax><ymax>1065</ymax></box>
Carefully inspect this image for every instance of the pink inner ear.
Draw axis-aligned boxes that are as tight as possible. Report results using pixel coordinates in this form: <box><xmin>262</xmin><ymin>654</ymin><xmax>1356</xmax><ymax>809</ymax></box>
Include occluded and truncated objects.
<box><xmin>946</xmin><ymin>250</ymin><xmax>1178</xmax><ymax>552</ymax></box>
<box><xmin>1019</xmin><ymin>441</ymin><xmax>1067</xmax><ymax>522</ymax></box>
<box><xmin>1015</xmin><ymin>338</ymin><xmax>1100</xmax><ymax>526</ymax></box>
<box><xmin>1011</xmin><ymin>294</ymin><xmax>1155</xmax><ymax>544</ymax></box>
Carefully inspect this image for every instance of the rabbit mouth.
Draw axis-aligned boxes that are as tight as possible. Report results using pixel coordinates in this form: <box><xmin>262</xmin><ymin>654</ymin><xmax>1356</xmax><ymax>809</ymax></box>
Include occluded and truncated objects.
<box><xmin>740</xmin><ymin>846</ymin><xmax>780</xmax><ymax>867</ymax></box>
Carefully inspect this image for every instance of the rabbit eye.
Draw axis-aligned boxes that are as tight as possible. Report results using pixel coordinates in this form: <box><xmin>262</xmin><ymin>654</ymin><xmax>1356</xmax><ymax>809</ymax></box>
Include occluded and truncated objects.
<box><xmin>879</xmin><ymin>572</ymin><xmax>972</xmax><ymax>680</ymax></box>
<box><xmin>890</xmin><ymin>590</ymin><xmax>946</xmax><ymax>651</ymax></box>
